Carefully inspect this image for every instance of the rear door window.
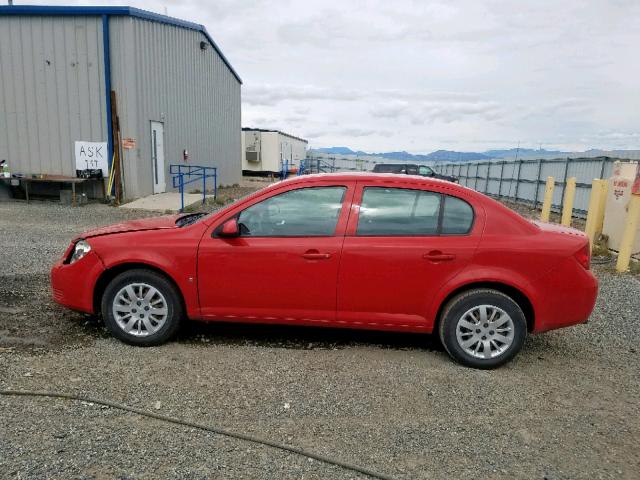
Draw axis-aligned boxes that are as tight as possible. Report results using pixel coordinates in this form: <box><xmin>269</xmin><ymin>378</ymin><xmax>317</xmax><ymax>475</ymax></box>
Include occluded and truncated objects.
<box><xmin>357</xmin><ymin>187</ymin><xmax>474</xmax><ymax>236</ymax></box>
<box><xmin>357</xmin><ymin>187</ymin><xmax>441</xmax><ymax>235</ymax></box>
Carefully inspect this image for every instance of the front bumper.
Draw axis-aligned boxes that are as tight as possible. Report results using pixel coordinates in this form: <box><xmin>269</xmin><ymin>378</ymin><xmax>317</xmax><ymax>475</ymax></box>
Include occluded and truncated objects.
<box><xmin>50</xmin><ymin>250</ymin><xmax>105</xmax><ymax>314</ymax></box>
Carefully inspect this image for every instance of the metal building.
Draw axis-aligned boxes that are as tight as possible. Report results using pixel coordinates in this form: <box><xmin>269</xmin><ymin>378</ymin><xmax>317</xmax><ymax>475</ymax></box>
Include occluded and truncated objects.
<box><xmin>0</xmin><ymin>5</ymin><xmax>242</xmax><ymax>199</ymax></box>
<box><xmin>242</xmin><ymin>128</ymin><xmax>308</xmax><ymax>175</ymax></box>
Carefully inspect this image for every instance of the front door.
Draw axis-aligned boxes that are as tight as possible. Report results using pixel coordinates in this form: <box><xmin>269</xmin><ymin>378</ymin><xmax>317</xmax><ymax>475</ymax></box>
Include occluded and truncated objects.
<box><xmin>197</xmin><ymin>182</ymin><xmax>354</xmax><ymax>323</ymax></box>
<box><xmin>151</xmin><ymin>121</ymin><xmax>165</xmax><ymax>194</ymax></box>
<box><xmin>337</xmin><ymin>183</ymin><xmax>481</xmax><ymax>329</ymax></box>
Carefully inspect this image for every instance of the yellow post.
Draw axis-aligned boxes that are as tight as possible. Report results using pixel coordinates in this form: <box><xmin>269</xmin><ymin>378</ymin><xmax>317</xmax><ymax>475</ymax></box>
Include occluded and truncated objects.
<box><xmin>540</xmin><ymin>176</ymin><xmax>555</xmax><ymax>222</ymax></box>
<box><xmin>584</xmin><ymin>179</ymin><xmax>608</xmax><ymax>251</ymax></box>
<box><xmin>616</xmin><ymin>194</ymin><xmax>640</xmax><ymax>272</ymax></box>
<box><xmin>561</xmin><ymin>177</ymin><xmax>577</xmax><ymax>226</ymax></box>
<box><xmin>596</xmin><ymin>179</ymin><xmax>608</xmax><ymax>233</ymax></box>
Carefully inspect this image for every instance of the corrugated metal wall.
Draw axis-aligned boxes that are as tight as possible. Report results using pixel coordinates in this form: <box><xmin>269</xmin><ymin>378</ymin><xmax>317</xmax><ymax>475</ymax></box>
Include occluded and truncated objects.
<box><xmin>0</xmin><ymin>15</ymin><xmax>106</xmax><ymax>176</ymax></box>
<box><xmin>305</xmin><ymin>152</ymin><xmax>387</xmax><ymax>172</ymax></box>
<box><xmin>109</xmin><ymin>17</ymin><xmax>241</xmax><ymax>198</ymax></box>
<box><xmin>0</xmin><ymin>14</ymin><xmax>241</xmax><ymax>199</ymax></box>
<box><xmin>436</xmin><ymin>157</ymin><xmax>623</xmax><ymax>217</ymax></box>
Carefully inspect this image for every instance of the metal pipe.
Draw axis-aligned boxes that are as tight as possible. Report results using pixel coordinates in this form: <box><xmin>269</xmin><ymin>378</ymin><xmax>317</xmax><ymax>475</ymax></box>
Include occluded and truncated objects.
<box><xmin>514</xmin><ymin>159</ymin><xmax>522</xmax><ymax>200</ymax></box>
<box><xmin>533</xmin><ymin>159</ymin><xmax>544</xmax><ymax>208</ymax></box>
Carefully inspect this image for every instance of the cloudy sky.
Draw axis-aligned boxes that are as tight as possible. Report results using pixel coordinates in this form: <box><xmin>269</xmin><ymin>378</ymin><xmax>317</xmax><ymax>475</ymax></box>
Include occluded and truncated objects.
<box><xmin>25</xmin><ymin>0</ymin><xmax>640</xmax><ymax>152</ymax></box>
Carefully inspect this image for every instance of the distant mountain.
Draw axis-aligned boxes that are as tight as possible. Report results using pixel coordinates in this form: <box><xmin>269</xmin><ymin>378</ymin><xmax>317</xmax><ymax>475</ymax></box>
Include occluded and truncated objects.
<box><xmin>373</xmin><ymin>151</ymin><xmax>432</xmax><ymax>162</ymax></box>
<box><xmin>424</xmin><ymin>150</ymin><xmax>491</xmax><ymax>161</ymax></box>
<box><xmin>314</xmin><ymin>147</ymin><xmax>367</xmax><ymax>155</ymax></box>
<box><xmin>312</xmin><ymin>146</ymin><xmax>570</xmax><ymax>163</ymax></box>
<box><xmin>313</xmin><ymin>147</ymin><xmax>490</xmax><ymax>162</ymax></box>
<box><xmin>483</xmin><ymin>148</ymin><xmax>566</xmax><ymax>158</ymax></box>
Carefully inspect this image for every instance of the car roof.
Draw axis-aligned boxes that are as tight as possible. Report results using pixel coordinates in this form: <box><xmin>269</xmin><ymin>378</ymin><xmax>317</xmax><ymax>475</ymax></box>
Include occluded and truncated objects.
<box><xmin>283</xmin><ymin>172</ymin><xmax>466</xmax><ymax>190</ymax></box>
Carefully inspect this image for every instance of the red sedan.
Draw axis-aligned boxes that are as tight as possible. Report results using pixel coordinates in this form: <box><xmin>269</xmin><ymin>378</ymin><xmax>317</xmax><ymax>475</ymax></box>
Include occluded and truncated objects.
<box><xmin>51</xmin><ymin>173</ymin><xmax>598</xmax><ymax>368</ymax></box>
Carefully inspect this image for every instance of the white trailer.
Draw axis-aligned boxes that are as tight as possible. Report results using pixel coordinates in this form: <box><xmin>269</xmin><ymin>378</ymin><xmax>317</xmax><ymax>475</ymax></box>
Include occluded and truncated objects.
<box><xmin>242</xmin><ymin>128</ymin><xmax>308</xmax><ymax>174</ymax></box>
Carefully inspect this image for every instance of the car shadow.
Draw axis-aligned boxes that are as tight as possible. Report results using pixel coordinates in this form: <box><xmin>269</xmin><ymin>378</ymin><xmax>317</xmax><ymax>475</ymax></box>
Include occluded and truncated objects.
<box><xmin>176</xmin><ymin>320</ymin><xmax>444</xmax><ymax>352</ymax></box>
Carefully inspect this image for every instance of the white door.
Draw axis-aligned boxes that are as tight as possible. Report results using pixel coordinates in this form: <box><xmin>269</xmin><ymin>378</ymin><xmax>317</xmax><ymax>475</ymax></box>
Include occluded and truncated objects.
<box><xmin>151</xmin><ymin>121</ymin><xmax>166</xmax><ymax>194</ymax></box>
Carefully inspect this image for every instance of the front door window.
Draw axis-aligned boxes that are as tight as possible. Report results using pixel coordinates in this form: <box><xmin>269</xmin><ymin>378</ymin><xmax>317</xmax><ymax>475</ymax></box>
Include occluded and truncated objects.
<box><xmin>237</xmin><ymin>186</ymin><xmax>346</xmax><ymax>237</ymax></box>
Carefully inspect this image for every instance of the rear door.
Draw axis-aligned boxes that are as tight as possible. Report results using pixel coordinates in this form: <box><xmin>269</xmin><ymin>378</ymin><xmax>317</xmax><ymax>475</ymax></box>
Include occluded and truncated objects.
<box><xmin>336</xmin><ymin>180</ymin><xmax>482</xmax><ymax>330</ymax></box>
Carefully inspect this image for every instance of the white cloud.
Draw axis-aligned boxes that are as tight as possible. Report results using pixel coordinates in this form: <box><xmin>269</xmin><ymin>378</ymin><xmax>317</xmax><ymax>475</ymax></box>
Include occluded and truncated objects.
<box><xmin>24</xmin><ymin>0</ymin><xmax>640</xmax><ymax>152</ymax></box>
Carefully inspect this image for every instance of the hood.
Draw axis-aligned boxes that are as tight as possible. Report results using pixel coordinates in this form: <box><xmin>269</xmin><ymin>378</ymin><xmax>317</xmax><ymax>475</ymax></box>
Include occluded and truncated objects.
<box><xmin>79</xmin><ymin>214</ymin><xmax>183</xmax><ymax>239</ymax></box>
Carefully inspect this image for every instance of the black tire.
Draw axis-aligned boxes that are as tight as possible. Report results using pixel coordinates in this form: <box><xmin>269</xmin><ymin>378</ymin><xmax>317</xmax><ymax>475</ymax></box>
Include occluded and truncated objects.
<box><xmin>101</xmin><ymin>269</ymin><xmax>183</xmax><ymax>346</ymax></box>
<box><xmin>438</xmin><ymin>288</ymin><xmax>527</xmax><ymax>369</ymax></box>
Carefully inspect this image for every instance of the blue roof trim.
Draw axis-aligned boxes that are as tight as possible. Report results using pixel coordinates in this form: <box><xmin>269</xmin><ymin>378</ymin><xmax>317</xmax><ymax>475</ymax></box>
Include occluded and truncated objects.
<box><xmin>0</xmin><ymin>5</ymin><xmax>242</xmax><ymax>84</ymax></box>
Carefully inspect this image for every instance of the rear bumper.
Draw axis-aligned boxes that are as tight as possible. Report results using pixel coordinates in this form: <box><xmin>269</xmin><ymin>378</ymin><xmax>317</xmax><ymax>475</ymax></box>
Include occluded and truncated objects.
<box><xmin>50</xmin><ymin>251</ymin><xmax>105</xmax><ymax>314</ymax></box>
<box><xmin>531</xmin><ymin>257</ymin><xmax>598</xmax><ymax>333</ymax></box>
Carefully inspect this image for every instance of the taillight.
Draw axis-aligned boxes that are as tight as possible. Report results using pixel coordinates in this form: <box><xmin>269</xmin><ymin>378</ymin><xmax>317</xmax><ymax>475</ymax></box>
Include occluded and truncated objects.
<box><xmin>574</xmin><ymin>243</ymin><xmax>590</xmax><ymax>269</ymax></box>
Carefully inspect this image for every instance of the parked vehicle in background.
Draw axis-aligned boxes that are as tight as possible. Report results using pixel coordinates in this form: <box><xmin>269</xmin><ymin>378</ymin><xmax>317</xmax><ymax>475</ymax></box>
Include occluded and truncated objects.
<box><xmin>372</xmin><ymin>163</ymin><xmax>459</xmax><ymax>183</ymax></box>
<box><xmin>51</xmin><ymin>173</ymin><xmax>597</xmax><ymax>369</ymax></box>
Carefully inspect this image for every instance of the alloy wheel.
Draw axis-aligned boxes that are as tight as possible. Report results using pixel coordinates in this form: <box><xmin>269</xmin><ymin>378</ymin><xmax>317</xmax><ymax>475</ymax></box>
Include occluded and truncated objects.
<box><xmin>455</xmin><ymin>304</ymin><xmax>515</xmax><ymax>359</ymax></box>
<box><xmin>112</xmin><ymin>283</ymin><xmax>168</xmax><ymax>337</ymax></box>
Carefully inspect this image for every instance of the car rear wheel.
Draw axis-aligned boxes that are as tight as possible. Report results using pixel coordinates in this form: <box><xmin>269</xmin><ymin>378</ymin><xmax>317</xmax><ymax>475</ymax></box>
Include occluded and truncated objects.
<box><xmin>101</xmin><ymin>269</ymin><xmax>182</xmax><ymax>346</ymax></box>
<box><xmin>438</xmin><ymin>289</ymin><xmax>526</xmax><ymax>369</ymax></box>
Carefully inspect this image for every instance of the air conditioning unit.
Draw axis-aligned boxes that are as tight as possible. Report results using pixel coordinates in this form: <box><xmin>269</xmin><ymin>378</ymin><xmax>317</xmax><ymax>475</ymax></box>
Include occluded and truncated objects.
<box><xmin>245</xmin><ymin>132</ymin><xmax>261</xmax><ymax>163</ymax></box>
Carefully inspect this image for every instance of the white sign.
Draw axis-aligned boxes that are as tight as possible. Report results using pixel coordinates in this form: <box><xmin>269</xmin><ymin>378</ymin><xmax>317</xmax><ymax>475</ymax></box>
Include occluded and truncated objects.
<box><xmin>75</xmin><ymin>141</ymin><xmax>108</xmax><ymax>177</ymax></box>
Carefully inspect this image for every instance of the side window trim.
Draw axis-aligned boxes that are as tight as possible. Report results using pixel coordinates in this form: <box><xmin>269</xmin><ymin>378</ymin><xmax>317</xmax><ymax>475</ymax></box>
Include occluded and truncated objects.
<box><xmin>436</xmin><ymin>193</ymin><xmax>445</xmax><ymax>233</ymax></box>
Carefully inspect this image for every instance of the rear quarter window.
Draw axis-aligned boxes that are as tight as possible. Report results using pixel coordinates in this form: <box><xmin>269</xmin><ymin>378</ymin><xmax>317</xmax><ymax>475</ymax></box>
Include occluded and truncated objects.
<box><xmin>441</xmin><ymin>195</ymin><xmax>474</xmax><ymax>234</ymax></box>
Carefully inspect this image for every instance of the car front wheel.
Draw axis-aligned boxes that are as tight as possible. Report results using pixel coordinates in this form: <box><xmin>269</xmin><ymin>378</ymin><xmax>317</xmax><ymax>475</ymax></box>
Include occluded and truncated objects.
<box><xmin>439</xmin><ymin>289</ymin><xmax>527</xmax><ymax>369</ymax></box>
<box><xmin>101</xmin><ymin>269</ymin><xmax>182</xmax><ymax>346</ymax></box>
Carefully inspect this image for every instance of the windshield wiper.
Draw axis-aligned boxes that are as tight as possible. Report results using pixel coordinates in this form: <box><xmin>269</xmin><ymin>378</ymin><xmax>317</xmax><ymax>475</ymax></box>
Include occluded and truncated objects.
<box><xmin>175</xmin><ymin>212</ymin><xmax>207</xmax><ymax>227</ymax></box>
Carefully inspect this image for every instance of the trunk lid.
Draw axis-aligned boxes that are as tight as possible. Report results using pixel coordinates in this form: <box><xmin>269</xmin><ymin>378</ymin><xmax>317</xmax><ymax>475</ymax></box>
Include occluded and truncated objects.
<box><xmin>531</xmin><ymin>220</ymin><xmax>588</xmax><ymax>240</ymax></box>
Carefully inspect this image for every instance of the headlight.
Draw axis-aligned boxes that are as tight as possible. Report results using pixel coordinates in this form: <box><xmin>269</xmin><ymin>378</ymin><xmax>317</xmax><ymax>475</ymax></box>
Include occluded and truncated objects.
<box><xmin>70</xmin><ymin>240</ymin><xmax>92</xmax><ymax>264</ymax></box>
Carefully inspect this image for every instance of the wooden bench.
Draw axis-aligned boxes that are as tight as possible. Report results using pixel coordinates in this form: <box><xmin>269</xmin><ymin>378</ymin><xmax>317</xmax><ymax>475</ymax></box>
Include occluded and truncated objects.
<box><xmin>19</xmin><ymin>176</ymin><xmax>105</xmax><ymax>206</ymax></box>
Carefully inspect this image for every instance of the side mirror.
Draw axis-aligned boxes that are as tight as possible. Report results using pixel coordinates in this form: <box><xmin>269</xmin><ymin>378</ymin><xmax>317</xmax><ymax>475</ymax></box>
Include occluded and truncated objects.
<box><xmin>219</xmin><ymin>218</ymin><xmax>240</xmax><ymax>237</ymax></box>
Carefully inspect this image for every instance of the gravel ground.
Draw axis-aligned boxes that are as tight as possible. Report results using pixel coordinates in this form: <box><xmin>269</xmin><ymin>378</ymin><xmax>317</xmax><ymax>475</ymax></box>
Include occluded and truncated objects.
<box><xmin>1</xmin><ymin>194</ymin><xmax>639</xmax><ymax>480</ymax></box>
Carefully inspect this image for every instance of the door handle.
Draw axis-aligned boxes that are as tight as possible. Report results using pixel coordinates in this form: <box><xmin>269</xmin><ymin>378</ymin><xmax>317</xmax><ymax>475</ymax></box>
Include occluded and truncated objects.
<box><xmin>423</xmin><ymin>251</ymin><xmax>456</xmax><ymax>262</ymax></box>
<box><xmin>302</xmin><ymin>250</ymin><xmax>332</xmax><ymax>260</ymax></box>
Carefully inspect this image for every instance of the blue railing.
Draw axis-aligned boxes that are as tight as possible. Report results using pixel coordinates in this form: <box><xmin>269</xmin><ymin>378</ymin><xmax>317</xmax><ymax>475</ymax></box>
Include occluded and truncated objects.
<box><xmin>170</xmin><ymin>164</ymin><xmax>217</xmax><ymax>212</ymax></box>
<box><xmin>280</xmin><ymin>160</ymin><xmax>289</xmax><ymax>180</ymax></box>
<box><xmin>297</xmin><ymin>158</ymin><xmax>306</xmax><ymax>176</ymax></box>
